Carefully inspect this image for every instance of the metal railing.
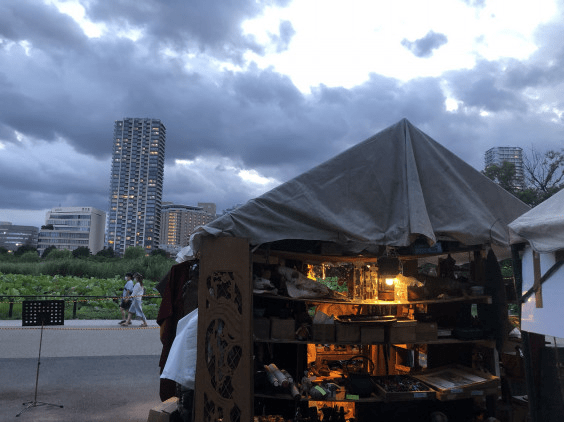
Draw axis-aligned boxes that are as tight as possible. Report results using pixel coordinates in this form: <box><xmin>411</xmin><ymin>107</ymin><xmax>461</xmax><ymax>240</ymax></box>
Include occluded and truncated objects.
<box><xmin>0</xmin><ymin>294</ymin><xmax>161</xmax><ymax>319</ymax></box>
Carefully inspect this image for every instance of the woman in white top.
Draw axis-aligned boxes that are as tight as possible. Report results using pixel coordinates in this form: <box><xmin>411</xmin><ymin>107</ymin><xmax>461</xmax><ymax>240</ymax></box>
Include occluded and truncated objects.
<box><xmin>121</xmin><ymin>272</ymin><xmax>148</xmax><ymax>327</ymax></box>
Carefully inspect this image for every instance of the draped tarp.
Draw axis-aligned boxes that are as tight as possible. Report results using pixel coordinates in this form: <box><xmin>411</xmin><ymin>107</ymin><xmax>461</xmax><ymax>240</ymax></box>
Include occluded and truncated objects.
<box><xmin>509</xmin><ymin>187</ymin><xmax>564</xmax><ymax>253</ymax></box>
<box><xmin>191</xmin><ymin>119</ymin><xmax>529</xmax><ymax>255</ymax></box>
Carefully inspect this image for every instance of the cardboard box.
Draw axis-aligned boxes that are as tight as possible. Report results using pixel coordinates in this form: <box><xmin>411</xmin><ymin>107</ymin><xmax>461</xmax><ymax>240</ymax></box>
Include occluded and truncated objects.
<box><xmin>253</xmin><ymin>317</ymin><xmax>270</xmax><ymax>340</ymax></box>
<box><xmin>360</xmin><ymin>325</ymin><xmax>385</xmax><ymax>343</ymax></box>
<box><xmin>147</xmin><ymin>397</ymin><xmax>178</xmax><ymax>422</ymax></box>
<box><xmin>270</xmin><ymin>317</ymin><xmax>295</xmax><ymax>340</ymax></box>
<box><xmin>335</xmin><ymin>323</ymin><xmax>360</xmax><ymax>343</ymax></box>
<box><xmin>388</xmin><ymin>320</ymin><xmax>417</xmax><ymax>343</ymax></box>
<box><xmin>415</xmin><ymin>322</ymin><xmax>438</xmax><ymax>342</ymax></box>
<box><xmin>312</xmin><ymin>323</ymin><xmax>335</xmax><ymax>343</ymax></box>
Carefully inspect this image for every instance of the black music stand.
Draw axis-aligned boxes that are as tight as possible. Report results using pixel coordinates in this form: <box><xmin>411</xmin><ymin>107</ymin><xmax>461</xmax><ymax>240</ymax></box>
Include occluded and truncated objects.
<box><xmin>16</xmin><ymin>300</ymin><xmax>65</xmax><ymax>417</ymax></box>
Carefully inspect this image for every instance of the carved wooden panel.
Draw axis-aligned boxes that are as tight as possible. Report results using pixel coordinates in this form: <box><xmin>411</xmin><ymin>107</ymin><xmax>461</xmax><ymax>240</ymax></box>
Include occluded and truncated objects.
<box><xmin>195</xmin><ymin>237</ymin><xmax>251</xmax><ymax>422</ymax></box>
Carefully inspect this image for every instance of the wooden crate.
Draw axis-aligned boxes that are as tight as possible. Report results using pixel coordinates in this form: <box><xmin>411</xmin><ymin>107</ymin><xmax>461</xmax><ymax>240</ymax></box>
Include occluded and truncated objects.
<box><xmin>413</xmin><ymin>365</ymin><xmax>500</xmax><ymax>401</ymax></box>
<box><xmin>372</xmin><ymin>375</ymin><xmax>436</xmax><ymax>401</ymax></box>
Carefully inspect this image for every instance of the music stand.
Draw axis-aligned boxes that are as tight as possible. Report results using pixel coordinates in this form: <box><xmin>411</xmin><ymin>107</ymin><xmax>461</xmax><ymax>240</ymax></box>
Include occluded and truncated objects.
<box><xmin>16</xmin><ymin>300</ymin><xmax>65</xmax><ymax>417</ymax></box>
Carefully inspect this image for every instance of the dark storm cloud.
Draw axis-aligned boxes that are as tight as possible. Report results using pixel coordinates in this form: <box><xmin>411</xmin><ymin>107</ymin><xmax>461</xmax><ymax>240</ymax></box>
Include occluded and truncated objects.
<box><xmin>401</xmin><ymin>31</ymin><xmax>448</xmax><ymax>58</ymax></box>
<box><xmin>1</xmin><ymin>0</ymin><xmax>564</xmax><ymax>220</ymax></box>
<box><xmin>0</xmin><ymin>0</ymin><xmax>87</xmax><ymax>52</ymax></box>
<box><xmin>85</xmin><ymin>0</ymin><xmax>291</xmax><ymax>63</ymax></box>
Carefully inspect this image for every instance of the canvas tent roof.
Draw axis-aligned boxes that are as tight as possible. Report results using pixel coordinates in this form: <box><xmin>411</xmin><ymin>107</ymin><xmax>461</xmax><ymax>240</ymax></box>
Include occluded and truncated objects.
<box><xmin>190</xmin><ymin>119</ymin><xmax>530</xmax><ymax>256</ymax></box>
<box><xmin>509</xmin><ymin>187</ymin><xmax>564</xmax><ymax>253</ymax></box>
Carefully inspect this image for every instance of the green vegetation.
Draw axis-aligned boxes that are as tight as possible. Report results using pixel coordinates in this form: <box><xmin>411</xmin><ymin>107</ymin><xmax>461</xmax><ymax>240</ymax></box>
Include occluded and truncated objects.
<box><xmin>0</xmin><ymin>272</ymin><xmax>162</xmax><ymax>320</ymax></box>
<box><xmin>0</xmin><ymin>246</ymin><xmax>177</xmax><ymax>320</ymax></box>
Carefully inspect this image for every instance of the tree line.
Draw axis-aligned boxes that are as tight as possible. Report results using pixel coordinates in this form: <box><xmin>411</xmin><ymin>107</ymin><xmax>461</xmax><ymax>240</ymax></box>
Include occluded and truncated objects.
<box><xmin>483</xmin><ymin>147</ymin><xmax>564</xmax><ymax>206</ymax></box>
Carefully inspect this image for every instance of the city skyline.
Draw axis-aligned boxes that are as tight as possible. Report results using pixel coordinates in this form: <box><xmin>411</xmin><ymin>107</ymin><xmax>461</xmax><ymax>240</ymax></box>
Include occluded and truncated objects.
<box><xmin>1</xmin><ymin>1</ymin><xmax>564</xmax><ymax>228</ymax></box>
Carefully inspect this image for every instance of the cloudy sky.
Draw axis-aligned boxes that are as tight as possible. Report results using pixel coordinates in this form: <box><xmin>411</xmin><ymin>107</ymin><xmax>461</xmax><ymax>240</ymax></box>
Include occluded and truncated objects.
<box><xmin>1</xmin><ymin>0</ymin><xmax>563</xmax><ymax>228</ymax></box>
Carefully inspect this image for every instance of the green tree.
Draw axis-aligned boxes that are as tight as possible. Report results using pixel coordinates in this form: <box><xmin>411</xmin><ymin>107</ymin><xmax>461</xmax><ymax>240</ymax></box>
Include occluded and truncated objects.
<box><xmin>20</xmin><ymin>250</ymin><xmax>40</xmax><ymax>263</ymax></box>
<box><xmin>484</xmin><ymin>147</ymin><xmax>564</xmax><ymax>207</ymax></box>
<box><xmin>0</xmin><ymin>246</ymin><xmax>8</xmax><ymax>255</ymax></box>
<box><xmin>41</xmin><ymin>245</ymin><xmax>57</xmax><ymax>259</ymax></box>
<box><xmin>45</xmin><ymin>249</ymin><xmax>73</xmax><ymax>260</ymax></box>
<box><xmin>523</xmin><ymin>147</ymin><xmax>564</xmax><ymax>205</ymax></box>
<box><xmin>123</xmin><ymin>246</ymin><xmax>145</xmax><ymax>260</ymax></box>
<box><xmin>483</xmin><ymin>161</ymin><xmax>519</xmax><ymax>193</ymax></box>
<box><xmin>95</xmin><ymin>247</ymin><xmax>115</xmax><ymax>258</ymax></box>
<box><xmin>150</xmin><ymin>248</ymin><xmax>169</xmax><ymax>258</ymax></box>
<box><xmin>14</xmin><ymin>245</ymin><xmax>38</xmax><ymax>257</ymax></box>
<box><xmin>72</xmin><ymin>246</ymin><xmax>91</xmax><ymax>259</ymax></box>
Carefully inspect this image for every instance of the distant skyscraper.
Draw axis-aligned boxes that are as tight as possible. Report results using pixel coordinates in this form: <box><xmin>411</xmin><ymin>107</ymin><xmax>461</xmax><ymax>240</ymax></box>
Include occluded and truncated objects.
<box><xmin>159</xmin><ymin>202</ymin><xmax>216</xmax><ymax>254</ymax></box>
<box><xmin>37</xmin><ymin>207</ymin><xmax>106</xmax><ymax>255</ymax></box>
<box><xmin>484</xmin><ymin>146</ymin><xmax>524</xmax><ymax>190</ymax></box>
<box><xmin>107</xmin><ymin>118</ymin><xmax>166</xmax><ymax>256</ymax></box>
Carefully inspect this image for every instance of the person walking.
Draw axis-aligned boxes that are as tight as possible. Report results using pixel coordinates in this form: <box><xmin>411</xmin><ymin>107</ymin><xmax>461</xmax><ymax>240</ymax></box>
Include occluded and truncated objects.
<box><xmin>119</xmin><ymin>272</ymin><xmax>134</xmax><ymax>324</ymax></box>
<box><xmin>121</xmin><ymin>272</ymin><xmax>148</xmax><ymax>327</ymax></box>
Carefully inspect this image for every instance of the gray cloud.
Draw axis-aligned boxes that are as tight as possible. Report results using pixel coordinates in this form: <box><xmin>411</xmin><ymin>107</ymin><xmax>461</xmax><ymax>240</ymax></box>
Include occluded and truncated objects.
<box><xmin>271</xmin><ymin>20</ymin><xmax>296</xmax><ymax>53</ymax></box>
<box><xmin>1</xmin><ymin>0</ymin><xmax>564</xmax><ymax>221</ymax></box>
<box><xmin>401</xmin><ymin>31</ymin><xmax>448</xmax><ymax>58</ymax></box>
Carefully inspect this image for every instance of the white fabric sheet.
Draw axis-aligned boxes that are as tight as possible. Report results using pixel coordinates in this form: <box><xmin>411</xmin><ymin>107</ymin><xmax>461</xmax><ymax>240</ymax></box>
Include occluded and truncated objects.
<box><xmin>509</xmin><ymin>187</ymin><xmax>564</xmax><ymax>253</ymax></box>
<box><xmin>160</xmin><ymin>309</ymin><xmax>198</xmax><ymax>389</ymax></box>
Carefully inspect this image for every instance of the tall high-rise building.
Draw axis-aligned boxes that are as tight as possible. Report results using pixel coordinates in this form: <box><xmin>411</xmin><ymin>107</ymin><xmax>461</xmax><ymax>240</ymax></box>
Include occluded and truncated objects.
<box><xmin>37</xmin><ymin>207</ymin><xmax>106</xmax><ymax>255</ymax></box>
<box><xmin>484</xmin><ymin>146</ymin><xmax>525</xmax><ymax>189</ymax></box>
<box><xmin>159</xmin><ymin>202</ymin><xmax>216</xmax><ymax>255</ymax></box>
<box><xmin>107</xmin><ymin>118</ymin><xmax>166</xmax><ymax>256</ymax></box>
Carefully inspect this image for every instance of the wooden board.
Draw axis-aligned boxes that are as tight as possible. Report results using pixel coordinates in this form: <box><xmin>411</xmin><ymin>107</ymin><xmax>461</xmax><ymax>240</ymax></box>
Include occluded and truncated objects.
<box><xmin>195</xmin><ymin>237</ymin><xmax>252</xmax><ymax>422</ymax></box>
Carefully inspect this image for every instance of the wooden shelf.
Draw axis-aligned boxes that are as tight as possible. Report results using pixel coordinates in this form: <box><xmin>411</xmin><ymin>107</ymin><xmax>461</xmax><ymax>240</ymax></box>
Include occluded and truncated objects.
<box><xmin>254</xmin><ymin>292</ymin><xmax>492</xmax><ymax>306</ymax></box>
<box><xmin>254</xmin><ymin>336</ymin><xmax>495</xmax><ymax>346</ymax></box>
<box><xmin>254</xmin><ymin>392</ymin><xmax>384</xmax><ymax>403</ymax></box>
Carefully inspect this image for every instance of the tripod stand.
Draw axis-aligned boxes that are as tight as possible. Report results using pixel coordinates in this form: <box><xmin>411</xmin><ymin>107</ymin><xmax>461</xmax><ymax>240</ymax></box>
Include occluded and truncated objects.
<box><xmin>16</xmin><ymin>300</ymin><xmax>65</xmax><ymax>417</ymax></box>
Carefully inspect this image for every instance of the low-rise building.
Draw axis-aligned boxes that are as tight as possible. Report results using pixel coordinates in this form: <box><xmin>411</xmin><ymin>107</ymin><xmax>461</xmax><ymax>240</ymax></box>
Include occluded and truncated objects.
<box><xmin>37</xmin><ymin>207</ymin><xmax>106</xmax><ymax>255</ymax></box>
<box><xmin>0</xmin><ymin>222</ymin><xmax>39</xmax><ymax>251</ymax></box>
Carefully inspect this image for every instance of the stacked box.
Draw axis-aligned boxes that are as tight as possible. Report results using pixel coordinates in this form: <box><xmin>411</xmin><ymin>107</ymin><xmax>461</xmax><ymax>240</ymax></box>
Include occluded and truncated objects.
<box><xmin>270</xmin><ymin>317</ymin><xmax>295</xmax><ymax>340</ymax></box>
<box><xmin>312</xmin><ymin>323</ymin><xmax>335</xmax><ymax>343</ymax></box>
<box><xmin>335</xmin><ymin>323</ymin><xmax>361</xmax><ymax>343</ymax></box>
<box><xmin>388</xmin><ymin>320</ymin><xmax>417</xmax><ymax>343</ymax></box>
<box><xmin>415</xmin><ymin>322</ymin><xmax>438</xmax><ymax>342</ymax></box>
<box><xmin>253</xmin><ymin>318</ymin><xmax>270</xmax><ymax>340</ymax></box>
<box><xmin>360</xmin><ymin>325</ymin><xmax>385</xmax><ymax>343</ymax></box>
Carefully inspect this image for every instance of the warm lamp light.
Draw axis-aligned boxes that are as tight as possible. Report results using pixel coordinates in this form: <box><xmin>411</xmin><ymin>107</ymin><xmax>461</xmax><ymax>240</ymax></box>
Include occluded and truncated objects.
<box><xmin>378</xmin><ymin>256</ymin><xmax>400</xmax><ymax>301</ymax></box>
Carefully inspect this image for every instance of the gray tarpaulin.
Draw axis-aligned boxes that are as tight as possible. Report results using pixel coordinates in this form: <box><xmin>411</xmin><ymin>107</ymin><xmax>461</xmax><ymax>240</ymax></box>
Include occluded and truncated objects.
<box><xmin>509</xmin><ymin>187</ymin><xmax>564</xmax><ymax>253</ymax></box>
<box><xmin>191</xmin><ymin>119</ymin><xmax>530</xmax><ymax>255</ymax></box>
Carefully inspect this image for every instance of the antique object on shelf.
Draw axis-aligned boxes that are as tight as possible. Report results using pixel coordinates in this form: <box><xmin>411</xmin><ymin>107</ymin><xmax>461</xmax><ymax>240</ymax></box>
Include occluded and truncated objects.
<box><xmin>372</xmin><ymin>375</ymin><xmax>436</xmax><ymax>401</ymax></box>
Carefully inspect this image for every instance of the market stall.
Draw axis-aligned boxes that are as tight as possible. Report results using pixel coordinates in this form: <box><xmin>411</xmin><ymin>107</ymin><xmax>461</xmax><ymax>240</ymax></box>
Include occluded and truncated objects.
<box><xmin>508</xmin><ymin>187</ymin><xmax>564</xmax><ymax>422</ymax></box>
<box><xmin>163</xmin><ymin>119</ymin><xmax>530</xmax><ymax>422</ymax></box>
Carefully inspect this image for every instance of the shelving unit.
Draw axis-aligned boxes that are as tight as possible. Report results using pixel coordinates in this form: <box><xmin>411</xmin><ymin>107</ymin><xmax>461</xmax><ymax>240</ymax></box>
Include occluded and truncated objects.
<box><xmin>194</xmin><ymin>237</ymin><xmax>501</xmax><ymax>422</ymax></box>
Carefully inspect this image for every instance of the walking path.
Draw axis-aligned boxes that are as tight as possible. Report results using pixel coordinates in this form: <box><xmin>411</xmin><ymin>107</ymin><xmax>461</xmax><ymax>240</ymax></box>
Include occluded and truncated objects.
<box><xmin>0</xmin><ymin>319</ymin><xmax>165</xmax><ymax>422</ymax></box>
<box><xmin>0</xmin><ymin>319</ymin><xmax>161</xmax><ymax>358</ymax></box>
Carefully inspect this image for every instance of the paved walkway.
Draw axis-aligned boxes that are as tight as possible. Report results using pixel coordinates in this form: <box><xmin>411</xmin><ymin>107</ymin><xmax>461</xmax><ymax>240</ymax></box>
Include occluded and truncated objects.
<box><xmin>0</xmin><ymin>319</ymin><xmax>161</xmax><ymax>358</ymax></box>
<box><xmin>0</xmin><ymin>319</ymin><xmax>167</xmax><ymax>422</ymax></box>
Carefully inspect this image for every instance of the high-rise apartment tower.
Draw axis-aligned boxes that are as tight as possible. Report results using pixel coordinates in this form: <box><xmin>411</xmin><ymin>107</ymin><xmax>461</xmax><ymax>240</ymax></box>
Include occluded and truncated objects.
<box><xmin>159</xmin><ymin>202</ymin><xmax>216</xmax><ymax>255</ymax></box>
<box><xmin>107</xmin><ymin>118</ymin><xmax>166</xmax><ymax>255</ymax></box>
<box><xmin>484</xmin><ymin>146</ymin><xmax>524</xmax><ymax>190</ymax></box>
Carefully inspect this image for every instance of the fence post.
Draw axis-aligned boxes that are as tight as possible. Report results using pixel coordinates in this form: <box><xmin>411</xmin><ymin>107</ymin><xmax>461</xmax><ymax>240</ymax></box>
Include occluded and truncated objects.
<box><xmin>73</xmin><ymin>301</ymin><xmax>77</xmax><ymax>319</ymax></box>
<box><xmin>9</xmin><ymin>298</ymin><xmax>13</xmax><ymax>318</ymax></box>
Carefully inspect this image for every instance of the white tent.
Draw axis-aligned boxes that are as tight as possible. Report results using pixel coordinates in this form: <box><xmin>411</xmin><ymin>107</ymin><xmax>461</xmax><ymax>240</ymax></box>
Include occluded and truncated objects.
<box><xmin>509</xmin><ymin>187</ymin><xmax>564</xmax><ymax>253</ymax></box>
<box><xmin>509</xmin><ymin>188</ymin><xmax>564</xmax><ymax>338</ymax></box>
<box><xmin>191</xmin><ymin>118</ymin><xmax>529</xmax><ymax>255</ymax></box>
